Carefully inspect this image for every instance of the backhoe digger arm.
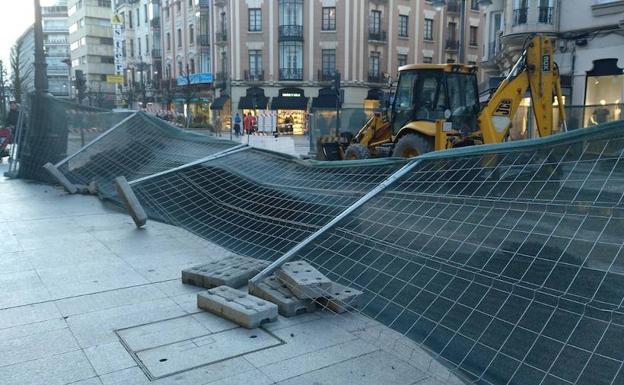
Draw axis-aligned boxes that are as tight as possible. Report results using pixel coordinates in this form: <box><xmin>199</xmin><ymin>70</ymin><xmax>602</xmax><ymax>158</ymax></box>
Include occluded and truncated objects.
<box><xmin>479</xmin><ymin>35</ymin><xmax>566</xmax><ymax>144</ymax></box>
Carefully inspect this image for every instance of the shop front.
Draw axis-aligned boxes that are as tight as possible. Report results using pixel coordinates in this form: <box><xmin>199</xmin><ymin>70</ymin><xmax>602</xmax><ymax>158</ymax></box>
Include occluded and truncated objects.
<box><xmin>238</xmin><ymin>87</ymin><xmax>270</xmax><ymax>116</ymax></box>
<box><xmin>584</xmin><ymin>58</ymin><xmax>623</xmax><ymax>127</ymax></box>
<box><xmin>270</xmin><ymin>88</ymin><xmax>309</xmax><ymax>135</ymax></box>
<box><xmin>210</xmin><ymin>94</ymin><xmax>231</xmax><ymax>134</ymax></box>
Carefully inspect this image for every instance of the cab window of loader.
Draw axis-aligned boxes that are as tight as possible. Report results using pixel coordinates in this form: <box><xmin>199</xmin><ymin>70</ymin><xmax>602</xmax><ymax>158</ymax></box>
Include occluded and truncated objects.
<box><xmin>392</xmin><ymin>70</ymin><xmax>447</xmax><ymax>134</ymax></box>
<box><xmin>446</xmin><ymin>73</ymin><xmax>479</xmax><ymax>114</ymax></box>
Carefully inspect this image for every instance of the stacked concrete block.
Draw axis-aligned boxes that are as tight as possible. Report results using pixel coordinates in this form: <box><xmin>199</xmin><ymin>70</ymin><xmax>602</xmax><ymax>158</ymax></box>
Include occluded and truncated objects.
<box><xmin>275</xmin><ymin>260</ymin><xmax>333</xmax><ymax>299</ymax></box>
<box><xmin>315</xmin><ymin>282</ymin><xmax>363</xmax><ymax>314</ymax></box>
<box><xmin>197</xmin><ymin>286</ymin><xmax>278</xmax><ymax>329</ymax></box>
<box><xmin>182</xmin><ymin>256</ymin><xmax>270</xmax><ymax>289</ymax></box>
<box><xmin>249</xmin><ymin>274</ymin><xmax>317</xmax><ymax>317</ymax></box>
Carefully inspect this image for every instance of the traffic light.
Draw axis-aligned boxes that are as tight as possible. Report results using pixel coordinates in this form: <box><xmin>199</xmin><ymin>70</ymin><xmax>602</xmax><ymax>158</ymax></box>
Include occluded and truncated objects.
<box><xmin>74</xmin><ymin>70</ymin><xmax>87</xmax><ymax>103</ymax></box>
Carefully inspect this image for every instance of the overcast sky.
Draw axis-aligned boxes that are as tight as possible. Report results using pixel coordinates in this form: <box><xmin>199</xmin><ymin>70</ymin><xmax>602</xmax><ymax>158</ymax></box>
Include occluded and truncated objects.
<box><xmin>0</xmin><ymin>0</ymin><xmax>58</xmax><ymax>74</ymax></box>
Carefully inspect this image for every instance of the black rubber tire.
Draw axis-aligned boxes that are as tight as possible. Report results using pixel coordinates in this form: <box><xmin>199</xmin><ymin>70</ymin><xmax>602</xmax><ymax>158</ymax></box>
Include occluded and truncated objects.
<box><xmin>392</xmin><ymin>133</ymin><xmax>434</xmax><ymax>158</ymax></box>
<box><xmin>344</xmin><ymin>143</ymin><xmax>371</xmax><ymax>160</ymax></box>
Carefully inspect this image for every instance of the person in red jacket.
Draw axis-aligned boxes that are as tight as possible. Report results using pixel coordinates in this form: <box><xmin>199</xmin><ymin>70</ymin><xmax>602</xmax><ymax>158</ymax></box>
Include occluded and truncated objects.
<box><xmin>243</xmin><ymin>113</ymin><xmax>251</xmax><ymax>135</ymax></box>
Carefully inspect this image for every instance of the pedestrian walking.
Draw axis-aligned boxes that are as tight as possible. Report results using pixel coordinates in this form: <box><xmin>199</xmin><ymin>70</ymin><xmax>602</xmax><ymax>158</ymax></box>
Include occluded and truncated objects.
<box><xmin>234</xmin><ymin>113</ymin><xmax>242</xmax><ymax>136</ymax></box>
<box><xmin>250</xmin><ymin>113</ymin><xmax>257</xmax><ymax>134</ymax></box>
<box><xmin>243</xmin><ymin>112</ymin><xmax>252</xmax><ymax>135</ymax></box>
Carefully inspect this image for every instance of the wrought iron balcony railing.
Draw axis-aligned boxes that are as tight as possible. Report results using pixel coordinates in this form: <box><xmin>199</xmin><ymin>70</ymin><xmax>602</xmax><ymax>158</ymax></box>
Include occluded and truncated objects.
<box><xmin>279</xmin><ymin>68</ymin><xmax>303</xmax><ymax>81</ymax></box>
<box><xmin>368</xmin><ymin>30</ymin><xmax>387</xmax><ymax>42</ymax></box>
<box><xmin>197</xmin><ymin>35</ymin><xmax>210</xmax><ymax>47</ymax></box>
<box><xmin>446</xmin><ymin>39</ymin><xmax>459</xmax><ymax>51</ymax></box>
<box><xmin>278</xmin><ymin>25</ymin><xmax>304</xmax><ymax>41</ymax></box>
<box><xmin>513</xmin><ymin>8</ymin><xmax>528</xmax><ymax>25</ymax></box>
<box><xmin>318</xmin><ymin>69</ymin><xmax>336</xmax><ymax>82</ymax></box>
<box><xmin>367</xmin><ymin>72</ymin><xmax>384</xmax><ymax>83</ymax></box>
<box><xmin>244</xmin><ymin>70</ymin><xmax>264</xmax><ymax>82</ymax></box>
<box><xmin>538</xmin><ymin>6</ymin><xmax>554</xmax><ymax>24</ymax></box>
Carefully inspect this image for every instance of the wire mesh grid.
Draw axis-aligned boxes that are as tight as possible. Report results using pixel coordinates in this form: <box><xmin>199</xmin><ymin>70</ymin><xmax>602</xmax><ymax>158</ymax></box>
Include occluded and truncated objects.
<box><xmin>288</xmin><ymin>125</ymin><xmax>624</xmax><ymax>385</ymax></box>
<box><xmin>56</xmin><ymin>112</ymin><xmax>239</xmax><ymax>196</ymax></box>
<box><xmin>132</xmin><ymin>149</ymin><xmax>405</xmax><ymax>261</ymax></box>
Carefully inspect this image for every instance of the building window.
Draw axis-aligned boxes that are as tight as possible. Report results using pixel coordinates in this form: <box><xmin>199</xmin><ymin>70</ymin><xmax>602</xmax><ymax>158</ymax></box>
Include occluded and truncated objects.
<box><xmin>369</xmin><ymin>51</ymin><xmax>380</xmax><ymax>76</ymax></box>
<box><xmin>145</xmin><ymin>35</ymin><xmax>149</xmax><ymax>55</ymax></box>
<box><xmin>424</xmin><ymin>18</ymin><xmax>433</xmax><ymax>41</ymax></box>
<box><xmin>279</xmin><ymin>41</ymin><xmax>303</xmax><ymax>80</ymax></box>
<box><xmin>513</xmin><ymin>0</ymin><xmax>528</xmax><ymax>25</ymax></box>
<box><xmin>176</xmin><ymin>1</ymin><xmax>181</xmax><ymax>13</ymax></box>
<box><xmin>144</xmin><ymin>4</ymin><xmax>148</xmax><ymax>24</ymax></box>
<box><xmin>165</xmin><ymin>6</ymin><xmax>169</xmax><ymax>19</ymax></box>
<box><xmin>177</xmin><ymin>28</ymin><xmax>182</xmax><ymax>47</ymax></box>
<box><xmin>470</xmin><ymin>0</ymin><xmax>479</xmax><ymax>10</ymax></box>
<box><xmin>129</xmin><ymin>39</ymin><xmax>134</xmax><ymax>57</ymax></box>
<box><xmin>398</xmin><ymin>54</ymin><xmax>408</xmax><ymax>67</ymax></box>
<box><xmin>249</xmin><ymin>49</ymin><xmax>263</xmax><ymax>76</ymax></box>
<box><xmin>423</xmin><ymin>56</ymin><xmax>433</xmax><ymax>64</ymax></box>
<box><xmin>97</xmin><ymin>0</ymin><xmax>111</xmax><ymax>7</ymax></box>
<box><xmin>128</xmin><ymin>10</ymin><xmax>133</xmax><ymax>29</ymax></box>
<box><xmin>189</xmin><ymin>25</ymin><xmax>195</xmax><ymax>45</ymax></box>
<box><xmin>538</xmin><ymin>0</ymin><xmax>554</xmax><ymax>24</ymax></box>
<box><xmin>321</xmin><ymin>7</ymin><xmax>336</xmax><ymax>31</ymax></box>
<box><xmin>469</xmin><ymin>26</ymin><xmax>478</xmax><ymax>46</ymax></box>
<box><xmin>321</xmin><ymin>49</ymin><xmax>336</xmax><ymax>75</ymax></box>
<box><xmin>178</xmin><ymin>61</ymin><xmax>183</xmax><ymax>75</ymax></box>
<box><xmin>136</xmin><ymin>7</ymin><xmax>140</xmax><ymax>27</ymax></box>
<box><xmin>279</xmin><ymin>0</ymin><xmax>303</xmax><ymax>26</ymax></box>
<box><xmin>190</xmin><ymin>58</ymin><xmax>195</xmax><ymax>74</ymax></box>
<box><xmin>398</xmin><ymin>15</ymin><xmax>408</xmax><ymax>37</ymax></box>
<box><xmin>137</xmin><ymin>37</ymin><xmax>141</xmax><ymax>56</ymax></box>
<box><xmin>189</xmin><ymin>0</ymin><xmax>193</xmax><ymax>7</ymax></box>
<box><xmin>370</xmin><ymin>10</ymin><xmax>381</xmax><ymax>34</ymax></box>
<box><xmin>249</xmin><ymin>8</ymin><xmax>262</xmax><ymax>32</ymax></box>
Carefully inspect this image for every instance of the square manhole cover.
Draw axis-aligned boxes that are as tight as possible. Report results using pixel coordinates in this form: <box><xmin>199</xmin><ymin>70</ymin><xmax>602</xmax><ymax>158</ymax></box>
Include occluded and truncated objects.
<box><xmin>116</xmin><ymin>313</ymin><xmax>283</xmax><ymax>379</ymax></box>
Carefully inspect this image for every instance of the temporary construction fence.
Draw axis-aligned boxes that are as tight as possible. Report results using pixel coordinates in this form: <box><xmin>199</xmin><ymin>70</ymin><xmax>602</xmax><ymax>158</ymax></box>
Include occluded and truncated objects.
<box><xmin>29</xmin><ymin>98</ymin><xmax>624</xmax><ymax>385</ymax></box>
<box><xmin>10</xmin><ymin>93</ymin><xmax>133</xmax><ymax>182</ymax></box>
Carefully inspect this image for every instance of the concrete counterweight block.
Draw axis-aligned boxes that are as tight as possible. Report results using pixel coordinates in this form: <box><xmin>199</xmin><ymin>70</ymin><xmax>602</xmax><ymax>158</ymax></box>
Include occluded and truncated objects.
<box><xmin>275</xmin><ymin>260</ymin><xmax>332</xmax><ymax>299</ymax></box>
<box><xmin>249</xmin><ymin>275</ymin><xmax>317</xmax><ymax>317</ymax></box>
<box><xmin>113</xmin><ymin>176</ymin><xmax>148</xmax><ymax>228</ymax></box>
<box><xmin>43</xmin><ymin>162</ymin><xmax>78</xmax><ymax>194</ymax></box>
<box><xmin>197</xmin><ymin>286</ymin><xmax>278</xmax><ymax>329</ymax></box>
<box><xmin>182</xmin><ymin>255</ymin><xmax>270</xmax><ymax>289</ymax></box>
<box><xmin>316</xmin><ymin>282</ymin><xmax>363</xmax><ymax>314</ymax></box>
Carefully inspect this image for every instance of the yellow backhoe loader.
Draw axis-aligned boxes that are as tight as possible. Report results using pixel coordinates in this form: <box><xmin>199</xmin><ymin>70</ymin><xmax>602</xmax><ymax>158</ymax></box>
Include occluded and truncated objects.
<box><xmin>322</xmin><ymin>34</ymin><xmax>567</xmax><ymax>160</ymax></box>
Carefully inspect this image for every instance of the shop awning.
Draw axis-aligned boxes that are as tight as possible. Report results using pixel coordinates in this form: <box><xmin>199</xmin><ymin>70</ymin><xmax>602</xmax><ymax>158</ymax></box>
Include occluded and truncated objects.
<box><xmin>210</xmin><ymin>95</ymin><xmax>229</xmax><ymax>110</ymax></box>
<box><xmin>239</xmin><ymin>96</ymin><xmax>269</xmax><ymax>109</ymax></box>
<box><xmin>311</xmin><ymin>88</ymin><xmax>339</xmax><ymax>109</ymax></box>
<box><xmin>238</xmin><ymin>87</ymin><xmax>270</xmax><ymax>110</ymax></box>
<box><xmin>271</xmin><ymin>96</ymin><xmax>308</xmax><ymax>110</ymax></box>
<box><xmin>365</xmin><ymin>88</ymin><xmax>384</xmax><ymax>100</ymax></box>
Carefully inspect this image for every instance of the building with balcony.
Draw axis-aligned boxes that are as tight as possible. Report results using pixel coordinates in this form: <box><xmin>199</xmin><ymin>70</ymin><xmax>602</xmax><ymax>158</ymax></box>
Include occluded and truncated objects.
<box><xmin>209</xmin><ymin>0</ymin><xmax>483</xmax><ymax>135</ymax></box>
<box><xmin>158</xmin><ymin>0</ymin><xmax>213</xmax><ymax>113</ymax></box>
<box><xmin>43</xmin><ymin>1</ymin><xmax>71</xmax><ymax>99</ymax></box>
<box><xmin>15</xmin><ymin>26</ymin><xmax>36</xmax><ymax>100</ymax></box>
<box><xmin>480</xmin><ymin>0</ymin><xmax>624</xmax><ymax>120</ymax></box>
<box><xmin>114</xmin><ymin>0</ymin><xmax>162</xmax><ymax>108</ymax></box>
<box><xmin>67</xmin><ymin>0</ymin><xmax>115</xmax><ymax>107</ymax></box>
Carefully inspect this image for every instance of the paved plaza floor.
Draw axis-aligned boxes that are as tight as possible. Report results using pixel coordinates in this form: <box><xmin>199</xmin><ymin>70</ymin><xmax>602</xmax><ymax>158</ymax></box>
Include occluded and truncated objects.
<box><xmin>0</xmin><ymin>162</ymin><xmax>464</xmax><ymax>385</ymax></box>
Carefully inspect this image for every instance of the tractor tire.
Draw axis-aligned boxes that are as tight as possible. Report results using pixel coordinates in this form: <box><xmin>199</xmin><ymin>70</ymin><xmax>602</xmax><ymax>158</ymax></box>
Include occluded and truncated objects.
<box><xmin>392</xmin><ymin>134</ymin><xmax>433</xmax><ymax>158</ymax></box>
<box><xmin>344</xmin><ymin>143</ymin><xmax>371</xmax><ymax>160</ymax></box>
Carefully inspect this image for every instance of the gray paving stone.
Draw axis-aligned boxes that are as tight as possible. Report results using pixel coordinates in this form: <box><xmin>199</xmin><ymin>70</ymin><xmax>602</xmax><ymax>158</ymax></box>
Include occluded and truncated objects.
<box><xmin>275</xmin><ymin>260</ymin><xmax>332</xmax><ymax>299</ymax></box>
<box><xmin>182</xmin><ymin>255</ymin><xmax>270</xmax><ymax>289</ymax></box>
<box><xmin>83</xmin><ymin>341</ymin><xmax>136</xmax><ymax>376</ymax></box>
<box><xmin>0</xmin><ymin>350</ymin><xmax>95</xmax><ymax>385</ymax></box>
<box><xmin>249</xmin><ymin>274</ymin><xmax>317</xmax><ymax>317</ymax></box>
<box><xmin>315</xmin><ymin>282</ymin><xmax>363</xmax><ymax>313</ymax></box>
<box><xmin>197</xmin><ymin>286</ymin><xmax>278</xmax><ymax>329</ymax></box>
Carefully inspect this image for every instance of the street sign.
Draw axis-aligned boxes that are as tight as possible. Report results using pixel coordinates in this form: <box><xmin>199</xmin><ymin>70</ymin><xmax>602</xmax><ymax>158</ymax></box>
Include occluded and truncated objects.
<box><xmin>106</xmin><ymin>75</ymin><xmax>124</xmax><ymax>84</ymax></box>
<box><xmin>111</xmin><ymin>14</ymin><xmax>123</xmax><ymax>25</ymax></box>
<box><xmin>177</xmin><ymin>73</ymin><xmax>213</xmax><ymax>86</ymax></box>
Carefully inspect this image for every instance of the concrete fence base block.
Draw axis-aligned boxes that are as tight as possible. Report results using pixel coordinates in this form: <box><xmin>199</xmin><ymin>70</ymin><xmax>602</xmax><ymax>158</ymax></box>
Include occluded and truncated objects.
<box><xmin>249</xmin><ymin>275</ymin><xmax>317</xmax><ymax>317</ymax></box>
<box><xmin>113</xmin><ymin>176</ymin><xmax>148</xmax><ymax>228</ymax></box>
<box><xmin>315</xmin><ymin>282</ymin><xmax>363</xmax><ymax>314</ymax></box>
<box><xmin>182</xmin><ymin>256</ymin><xmax>270</xmax><ymax>289</ymax></box>
<box><xmin>43</xmin><ymin>163</ymin><xmax>78</xmax><ymax>194</ymax></box>
<box><xmin>197</xmin><ymin>286</ymin><xmax>278</xmax><ymax>329</ymax></box>
<box><xmin>87</xmin><ymin>181</ymin><xmax>98</xmax><ymax>195</ymax></box>
<box><xmin>275</xmin><ymin>260</ymin><xmax>332</xmax><ymax>299</ymax></box>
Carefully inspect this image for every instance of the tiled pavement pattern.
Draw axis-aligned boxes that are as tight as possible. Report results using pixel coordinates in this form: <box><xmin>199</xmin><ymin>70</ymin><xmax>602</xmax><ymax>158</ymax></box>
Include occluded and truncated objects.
<box><xmin>0</xmin><ymin>164</ymin><xmax>463</xmax><ymax>385</ymax></box>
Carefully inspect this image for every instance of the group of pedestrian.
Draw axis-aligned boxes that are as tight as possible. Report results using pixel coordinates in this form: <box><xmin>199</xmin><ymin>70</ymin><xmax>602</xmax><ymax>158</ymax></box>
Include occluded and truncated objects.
<box><xmin>233</xmin><ymin>112</ymin><xmax>257</xmax><ymax>136</ymax></box>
